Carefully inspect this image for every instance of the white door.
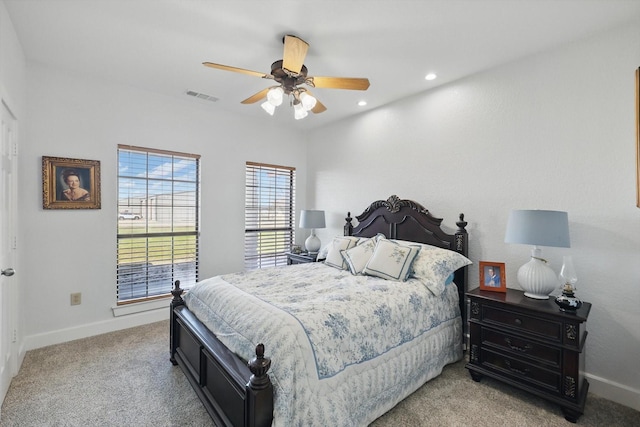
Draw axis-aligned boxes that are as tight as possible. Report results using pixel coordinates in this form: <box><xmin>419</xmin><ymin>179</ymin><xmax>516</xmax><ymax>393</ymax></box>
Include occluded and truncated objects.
<box><xmin>0</xmin><ymin>100</ymin><xmax>18</xmax><ymax>402</ymax></box>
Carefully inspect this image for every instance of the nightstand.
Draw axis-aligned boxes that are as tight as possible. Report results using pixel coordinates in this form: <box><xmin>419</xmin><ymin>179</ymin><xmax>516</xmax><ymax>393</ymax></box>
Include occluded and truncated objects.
<box><xmin>286</xmin><ymin>252</ymin><xmax>318</xmax><ymax>265</ymax></box>
<box><xmin>465</xmin><ymin>288</ymin><xmax>591</xmax><ymax>423</ymax></box>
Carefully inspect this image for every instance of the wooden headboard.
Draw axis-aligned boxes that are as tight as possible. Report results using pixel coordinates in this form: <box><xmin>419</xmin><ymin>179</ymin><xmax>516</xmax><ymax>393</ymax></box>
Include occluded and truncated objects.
<box><xmin>343</xmin><ymin>195</ymin><xmax>469</xmax><ymax>336</ymax></box>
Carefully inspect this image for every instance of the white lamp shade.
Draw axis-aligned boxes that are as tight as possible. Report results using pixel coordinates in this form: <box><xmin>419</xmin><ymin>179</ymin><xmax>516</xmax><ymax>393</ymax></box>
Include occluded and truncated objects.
<box><xmin>504</xmin><ymin>210</ymin><xmax>570</xmax><ymax>248</ymax></box>
<box><xmin>299</xmin><ymin>210</ymin><xmax>325</xmax><ymax>229</ymax></box>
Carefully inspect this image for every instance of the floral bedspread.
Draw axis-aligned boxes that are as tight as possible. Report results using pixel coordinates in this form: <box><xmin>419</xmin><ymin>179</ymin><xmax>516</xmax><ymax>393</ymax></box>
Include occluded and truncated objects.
<box><xmin>184</xmin><ymin>263</ymin><xmax>462</xmax><ymax>426</ymax></box>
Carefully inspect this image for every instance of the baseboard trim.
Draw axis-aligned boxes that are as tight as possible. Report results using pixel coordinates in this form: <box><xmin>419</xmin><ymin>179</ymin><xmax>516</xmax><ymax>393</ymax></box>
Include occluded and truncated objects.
<box><xmin>586</xmin><ymin>372</ymin><xmax>640</xmax><ymax>412</ymax></box>
<box><xmin>23</xmin><ymin>308</ymin><xmax>169</xmax><ymax>351</ymax></box>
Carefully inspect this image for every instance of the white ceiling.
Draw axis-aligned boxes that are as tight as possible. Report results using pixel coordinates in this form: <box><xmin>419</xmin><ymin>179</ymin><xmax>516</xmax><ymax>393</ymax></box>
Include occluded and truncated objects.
<box><xmin>5</xmin><ymin>0</ymin><xmax>640</xmax><ymax>130</ymax></box>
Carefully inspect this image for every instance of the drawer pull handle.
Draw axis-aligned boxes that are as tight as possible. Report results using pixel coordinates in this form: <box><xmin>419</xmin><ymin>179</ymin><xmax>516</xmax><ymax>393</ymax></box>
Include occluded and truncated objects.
<box><xmin>505</xmin><ymin>360</ymin><xmax>530</xmax><ymax>376</ymax></box>
<box><xmin>505</xmin><ymin>337</ymin><xmax>533</xmax><ymax>353</ymax></box>
<box><xmin>514</xmin><ymin>318</ymin><xmax>522</xmax><ymax>325</ymax></box>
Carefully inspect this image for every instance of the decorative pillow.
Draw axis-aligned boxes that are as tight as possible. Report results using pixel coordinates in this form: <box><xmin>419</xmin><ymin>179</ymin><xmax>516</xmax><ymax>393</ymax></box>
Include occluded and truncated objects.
<box><xmin>356</xmin><ymin>233</ymin><xmax>386</xmax><ymax>245</ymax></box>
<box><xmin>363</xmin><ymin>239</ymin><xmax>420</xmax><ymax>281</ymax></box>
<box><xmin>409</xmin><ymin>243</ymin><xmax>472</xmax><ymax>296</ymax></box>
<box><xmin>341</xmin><ymin>235</ymin><xmax>381</xmax><ymax>275</ymax></box>
<box><xmin>324</xmin><ymin>236</ymin><xmax>360</xmax><ymax>270</ymax></box>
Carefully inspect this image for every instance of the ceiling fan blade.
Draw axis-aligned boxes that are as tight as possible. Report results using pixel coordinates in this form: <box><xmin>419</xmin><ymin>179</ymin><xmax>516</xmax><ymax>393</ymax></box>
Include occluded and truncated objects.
<box><xmin>241</xmin><ymin>87</ymin><xmax>271</xmax><ymax>104</ymax></box>
<box><xmin>310</xmin><ymin>76</ymin><xmax>370</xmax><ymax>91</ymax></box>
<box><xmin>311</xmin><ymin>99</ymin><xmax>327</xmax><ymax>114</ymax></box>
<box><xmin>203</xmin><ymin>62</ymin><xmax>268</xmax><ymax>78</ymax></box>
<box><xmin>282</xmin><ymin>35</ymin><xmax>309</xmax><ymax>75</ymax></box>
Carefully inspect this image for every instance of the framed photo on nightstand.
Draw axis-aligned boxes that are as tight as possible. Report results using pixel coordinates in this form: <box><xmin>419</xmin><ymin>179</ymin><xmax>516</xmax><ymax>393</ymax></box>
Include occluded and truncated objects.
<box><xmin>479</xmin><ymin>261</ymin><xmax>507</xmax><ymax>292</ymax></box>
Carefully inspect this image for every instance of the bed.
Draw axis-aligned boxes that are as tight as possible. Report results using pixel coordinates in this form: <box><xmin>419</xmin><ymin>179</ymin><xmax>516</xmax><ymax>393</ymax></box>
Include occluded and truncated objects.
<box><xmin>169</xmin><ymin>195</ymin><xmax>470</xmax><ymax>427</ymax></box>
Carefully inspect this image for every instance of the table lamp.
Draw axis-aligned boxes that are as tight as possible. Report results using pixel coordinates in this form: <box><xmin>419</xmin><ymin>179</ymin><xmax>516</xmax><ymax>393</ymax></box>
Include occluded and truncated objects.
<box><xmin>504</xmin><ymin>209</ymin><xmax>570</xmax><ymax>299</ymax></box>
<box><xmin>299</xmin><ymin>210</ymin><xmax>325</xmax><ymax>254</ymax></box>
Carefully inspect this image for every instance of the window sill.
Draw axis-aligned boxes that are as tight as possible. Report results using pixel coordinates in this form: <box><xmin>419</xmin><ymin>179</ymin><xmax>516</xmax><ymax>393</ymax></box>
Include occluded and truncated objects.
<box><xmin>111</xmin><ymin>297</ymin><xmax>171</xmax><ymax>317</ymax></box>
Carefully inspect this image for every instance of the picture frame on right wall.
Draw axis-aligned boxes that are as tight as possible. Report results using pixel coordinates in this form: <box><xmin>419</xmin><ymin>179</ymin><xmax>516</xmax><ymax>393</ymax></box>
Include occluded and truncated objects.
<box><xmin>479</xmin><ymin>261</ymin><xmax>507</xmax><ymax>293</ymax></box>
<box><xmin>636</xmin><ymin>67</ymin><xmax>639</xmax><ymax>208</ymax></box>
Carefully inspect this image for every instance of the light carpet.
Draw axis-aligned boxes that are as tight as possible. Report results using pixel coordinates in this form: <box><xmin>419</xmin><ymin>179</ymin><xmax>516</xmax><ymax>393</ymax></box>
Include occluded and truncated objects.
<box><xmin>1</xmin><ymin>321</ymin><xmax>638</xmax><ymax>426</ymax></box>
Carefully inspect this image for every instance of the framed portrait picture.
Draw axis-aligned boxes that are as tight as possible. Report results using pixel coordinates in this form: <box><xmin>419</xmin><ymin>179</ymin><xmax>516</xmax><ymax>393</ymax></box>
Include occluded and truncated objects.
<box><xmin>42</xmin><ymin>156</ymin><xmax>101</xmax><ymax>209</ymax></box>
<box><xmin>479</xmin><ymin>261</ymin><xmax>507</xmax><ymax>293</ymax></box>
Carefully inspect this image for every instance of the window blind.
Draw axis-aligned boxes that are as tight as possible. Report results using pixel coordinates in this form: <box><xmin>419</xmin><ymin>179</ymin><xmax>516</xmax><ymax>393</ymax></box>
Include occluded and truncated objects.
<box><xmin>117</xmin><ymin>145</ymin><xmax>200</xmax><ymax>304</ymax></box>
<box><xmin>245</xmin><ymin>162</ymin><xmax>295</xmax><ymax>269</ymax></box>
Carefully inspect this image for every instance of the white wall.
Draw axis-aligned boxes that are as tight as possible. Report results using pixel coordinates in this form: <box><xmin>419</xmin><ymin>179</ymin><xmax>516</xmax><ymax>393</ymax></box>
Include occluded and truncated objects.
<box><xmin>18</xmin><ymin>63</ymin><xmax>308</xmax><ymax>347</ymax></box>
<box><xmin>0</xmin><ymin>1</ymin><xmax>25</xmax><ymax>116</ymax></box>
<box><xmin>307</xmin><ymin>23</ymin><xmax>640</xmax><ymax>410</ymax></box>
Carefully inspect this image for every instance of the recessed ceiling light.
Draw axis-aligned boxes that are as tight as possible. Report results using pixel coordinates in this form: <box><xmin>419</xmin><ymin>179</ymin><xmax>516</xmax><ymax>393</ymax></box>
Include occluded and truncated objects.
<box><xmin>358</xmin><ymin>100</ymin><xmax>367</xmax><ymax>107</ymax></box>
<box><xmin>425</xmin><ymin>73</ymin><xmax>437</xmax><ymax>81</ymax></box>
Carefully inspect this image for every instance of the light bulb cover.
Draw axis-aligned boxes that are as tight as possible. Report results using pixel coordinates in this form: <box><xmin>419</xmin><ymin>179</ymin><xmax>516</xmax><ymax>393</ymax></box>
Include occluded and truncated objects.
<box><xmin>299</xmin><ymin>92</ymin><xmax>317</xmax><ymax>111</ymax></box>
<box><xmin>267</xmin><ymin>87</ymin><xmax>284</xmax><ymax>106</ymax></box>
<box><xmin>293</xmin><ymin>102</ymin><xmax>307</xmax><ymax>119</ymax></box>
<box><xmin>261</xmin><ymin>101</ymin><xmax>275</xmax><ymax>116</ymax></box>
<box><xmin>294</xmin><ymin>108</ymin><xmax>308</xmax><ymax>120</ymax></box>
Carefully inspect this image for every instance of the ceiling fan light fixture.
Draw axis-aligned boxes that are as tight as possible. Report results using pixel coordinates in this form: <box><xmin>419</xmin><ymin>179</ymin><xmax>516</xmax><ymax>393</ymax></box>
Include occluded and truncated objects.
<box><xmin>204</xmin><ymin>35</ymin><xmax>369</xmax><ymax>119</ymax></box>
<box><xmin>267</xmin><ymin>86</ymin><xmax>284</xmax><ymax>106</ymax></box>
<box><xmin>299</xmin><ymin>92</ymin><xmax>317</xmax><ymax>111</ymax></box>
<box><xmin>261</xmin><ymin>101</ymin><xmax>276</xmax><ymax>116</ymax></box>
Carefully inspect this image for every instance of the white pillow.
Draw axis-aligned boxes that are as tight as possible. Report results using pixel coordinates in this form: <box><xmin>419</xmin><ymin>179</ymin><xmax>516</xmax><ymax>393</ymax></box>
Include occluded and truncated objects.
<box><xmin>409</xmin><ymin>243</ymin><xmax>472</xmax><ymax>296</ymax></box>
<box><xmin>316</xmin><ymin>243</ymin><xmax>330</xmax><ymax>261</ymax></box>
<box><xmin>341</xmin><ymin>236</ymin><xmax>380</xmax><ymax>275</ymax></box>
<box><xmin>363</xmin><ymin>239</ymin><xmax>420</xmax><ymax>281</ymax></box>
<box><xmin>324</xmin><ymin>236</ymin><xmax>360</xmax><ymax>270</ymax></box>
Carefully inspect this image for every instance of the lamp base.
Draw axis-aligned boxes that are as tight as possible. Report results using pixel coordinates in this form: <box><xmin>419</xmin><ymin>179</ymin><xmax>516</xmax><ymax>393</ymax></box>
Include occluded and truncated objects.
<box><xmin>517</xmin><ymin>249</ymin><xmax>558</xmax><ymax>300</ymax></box>
<box><xmin>304</xmin><ymin>233</ymin><xmax>321</xmax><ymax>254</ymax></box>
<box><xmin>523</xmin><ymin>291</ymin><xmax>552</xmax><ymax>300</ymax></box>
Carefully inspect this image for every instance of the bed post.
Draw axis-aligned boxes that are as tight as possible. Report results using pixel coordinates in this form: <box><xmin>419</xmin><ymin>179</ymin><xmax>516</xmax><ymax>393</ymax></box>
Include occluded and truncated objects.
<box><xmin>170</xmin><ymin>280</ymin><xmax>184</xmax><ymax>365</ymax></box>
<box><xmin>246</xmin><ymin>343</ymin><xmax>274</xmax><ymax>427</ymax></box>
<box><xmin>454</xmin><ymin>214</ymin><xmax>469</xmax><ymax>349</ymax></box>
<box><xmin>454</xmin><ymin>214</ymin><xmax>468</xmax><ymax>278</ymax></box>
<box><xmin>344</xmin><ymin>212</ymin><xmax>353</xmax><ymax>236</ymax></box>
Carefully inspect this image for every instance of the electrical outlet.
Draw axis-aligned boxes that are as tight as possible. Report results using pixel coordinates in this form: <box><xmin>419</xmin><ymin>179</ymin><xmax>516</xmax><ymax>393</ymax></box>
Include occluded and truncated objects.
<box><xmin>70</xmin><ymin>292</ymin><xmax>81</xmax><ymax>306</ymax></box>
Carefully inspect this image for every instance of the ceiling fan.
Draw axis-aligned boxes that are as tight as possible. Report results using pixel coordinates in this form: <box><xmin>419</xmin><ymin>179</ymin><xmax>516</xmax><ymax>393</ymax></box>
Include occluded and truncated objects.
<box><xmin>203</xmin><ymin>35</ymin><xmax>370</xmax><ymax>119</ymax></box>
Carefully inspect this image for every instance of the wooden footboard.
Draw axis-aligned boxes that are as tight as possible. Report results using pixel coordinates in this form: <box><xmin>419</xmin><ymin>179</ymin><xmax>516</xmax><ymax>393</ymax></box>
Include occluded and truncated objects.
<box><xmin>170</xmin><ymin>281</ymin><xmax>273</xmax><ymax>427</ymax></box>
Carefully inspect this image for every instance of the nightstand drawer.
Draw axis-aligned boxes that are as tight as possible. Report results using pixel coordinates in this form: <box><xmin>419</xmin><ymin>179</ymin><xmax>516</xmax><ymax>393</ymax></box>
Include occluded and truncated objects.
<box><xmin>482</xmin><ymin>328</ymin><xmax>561</xmax><ymax>367</ymax></box>
<box><xmin>481</xmin><ymin>348</ymin><xmax>561</xmax><ymax>393</ymax></box>
<box><xmin>482</xmin><ymin>305</ymin><xmax>562</xmax><ymax>342</ymax></box>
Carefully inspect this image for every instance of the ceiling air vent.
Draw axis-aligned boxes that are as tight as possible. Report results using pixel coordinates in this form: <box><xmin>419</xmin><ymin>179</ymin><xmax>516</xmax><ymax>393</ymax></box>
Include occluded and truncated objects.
<box><xmin>186</xmin><ymin>90</ymin><xmax>219</xmax><ymax>102</ymax></box>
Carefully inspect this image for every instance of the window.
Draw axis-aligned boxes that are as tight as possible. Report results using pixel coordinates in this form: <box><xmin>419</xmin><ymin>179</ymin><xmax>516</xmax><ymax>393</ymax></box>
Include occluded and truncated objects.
<box><xmin>117</xmin><ymin>145</ymin><xmax>200</xmax><ymax>304</ymax></box>
<box><xmin>245</xmin><ymin>162</ymin><xmax>295</xmax><ymax>269</ymax></box>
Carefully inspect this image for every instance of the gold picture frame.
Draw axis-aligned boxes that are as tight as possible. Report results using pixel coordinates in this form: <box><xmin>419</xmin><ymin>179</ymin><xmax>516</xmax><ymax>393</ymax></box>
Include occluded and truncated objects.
<box><xmin>636</xmin><ymin>67</ymin><xmax>640</xmax><ymax>207</ymax></box>
<box><xmin>42</xmin><ymin>156</ymin><xmax>101</xmax><ymax>209</ymax></box>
